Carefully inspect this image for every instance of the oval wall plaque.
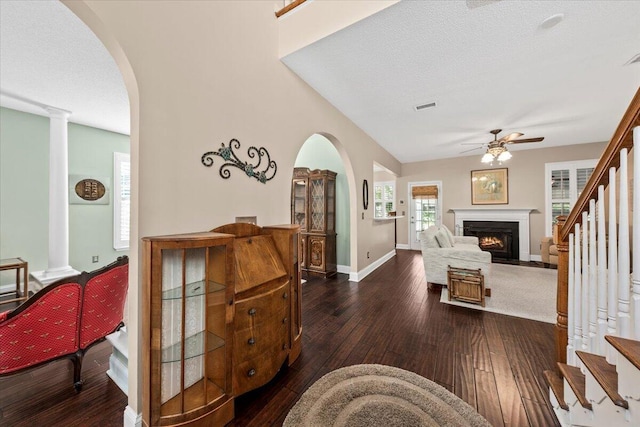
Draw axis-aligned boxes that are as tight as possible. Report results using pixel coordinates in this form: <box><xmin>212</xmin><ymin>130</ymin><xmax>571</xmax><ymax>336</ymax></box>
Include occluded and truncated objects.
<box><xmin>75</xmin><ymin>179</ymin><xmax>106</xmax><ymax>201</ymax></box>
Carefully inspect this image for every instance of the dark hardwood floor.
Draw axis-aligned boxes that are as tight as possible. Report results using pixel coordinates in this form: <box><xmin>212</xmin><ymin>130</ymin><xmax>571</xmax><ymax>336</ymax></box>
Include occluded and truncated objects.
<box><xmin>0</xmin><ymin>250</ymin><xmax>559</xmax><ymax>426</ymax></box>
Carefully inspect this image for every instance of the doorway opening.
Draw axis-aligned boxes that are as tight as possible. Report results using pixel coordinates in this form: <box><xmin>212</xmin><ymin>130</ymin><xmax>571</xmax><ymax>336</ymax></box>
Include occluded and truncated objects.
<box><xmin>409</xmin><ymin>181</ymin><xmax>442</xmax><ymax>250</ymax></box>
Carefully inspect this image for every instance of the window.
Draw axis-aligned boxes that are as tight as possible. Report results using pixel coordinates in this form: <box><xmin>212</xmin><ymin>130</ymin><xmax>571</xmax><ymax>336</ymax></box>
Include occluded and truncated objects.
<box><xmin>114</xmin><ymin>152</ymin><xmax>130</xmax><ymax>250</ymax></box>
<box><xmin>374</xmin><ymin>181</ymin><xmax>395</xmax><ymax>218</ymax></box>
<box><xmin>545</xmin><ymin>159</ymin><xmax>597</xmax><ymax>236</ymax></box>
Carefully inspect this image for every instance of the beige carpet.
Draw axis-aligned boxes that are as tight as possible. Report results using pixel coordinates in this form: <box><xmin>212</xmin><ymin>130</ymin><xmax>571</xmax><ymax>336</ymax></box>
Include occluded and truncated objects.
<box><xmin>284</xmin><ymin>364</ymin><xmax>491</xmax><ymax>427</ymax></box>
<box><xmin>440</xmin><ymin>262</ymin><xmax>557</xmax><ymax>323</ymax></box>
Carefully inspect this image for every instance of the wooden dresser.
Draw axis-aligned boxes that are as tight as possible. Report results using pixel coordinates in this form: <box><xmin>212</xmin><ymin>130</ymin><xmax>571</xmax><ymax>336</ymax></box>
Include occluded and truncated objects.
<box><xmin>142</xmin><ymin>223</ymin><xmax>302</xmax><ymax>426</ymax></box>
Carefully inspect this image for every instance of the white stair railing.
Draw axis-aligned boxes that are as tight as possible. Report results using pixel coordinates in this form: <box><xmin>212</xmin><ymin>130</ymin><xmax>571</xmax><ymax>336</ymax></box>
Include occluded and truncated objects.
<box><xmin>567</xmin><ymin>146</ymin><xmax>639</xmax><ymax>366</ymax></box>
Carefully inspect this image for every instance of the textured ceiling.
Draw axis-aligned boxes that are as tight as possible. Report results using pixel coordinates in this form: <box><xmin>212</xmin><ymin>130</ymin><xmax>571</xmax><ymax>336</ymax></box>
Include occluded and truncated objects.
<box><xmin>0</xmin><ymin>0</ymin><xmax>129</xmax><ymax>135</ymax></box>
<box><xmin>1</xmin><ymin>0</ymin><xmax>638</xmax><ymax>156</ymax></box>
<box><xmin>283</xmin><ymin>0</ymin><xmax>640</xmax><ymax>163</ymax></box>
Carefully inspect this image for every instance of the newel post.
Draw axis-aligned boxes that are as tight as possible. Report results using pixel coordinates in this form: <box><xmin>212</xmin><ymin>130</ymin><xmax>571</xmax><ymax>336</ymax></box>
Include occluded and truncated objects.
<box><xmin>555</xmin><ymin>216</ymin><xmax>569</xmax><ymax>365</ymax></box>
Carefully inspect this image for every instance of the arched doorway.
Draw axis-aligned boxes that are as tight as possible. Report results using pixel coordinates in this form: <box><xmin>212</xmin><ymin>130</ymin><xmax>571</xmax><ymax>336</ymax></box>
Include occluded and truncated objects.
<box><xmin>61</xmin><ymin>1</ymin><xmax>141</xmax><ymax>424</ymax></box>
<box><xmin>293</xmin><ymin>133</ymin><xmax>358</xmax><ymax>277</ymax></box>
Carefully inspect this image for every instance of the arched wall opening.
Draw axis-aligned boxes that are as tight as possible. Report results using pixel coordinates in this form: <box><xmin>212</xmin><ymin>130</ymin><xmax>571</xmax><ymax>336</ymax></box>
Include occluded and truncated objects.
<box><xmin>294</xmin><ymin>133</ymin><xmax>358</xmax><ymax>274</ymax></box>
<box><xmin>62</xmin><ymin>0</ymin><xmax>141</xmax><ymax>421</ymax></box>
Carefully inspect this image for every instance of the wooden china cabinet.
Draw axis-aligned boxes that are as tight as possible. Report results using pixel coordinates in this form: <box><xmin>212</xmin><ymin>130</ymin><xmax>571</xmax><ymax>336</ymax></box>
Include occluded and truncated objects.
<box><xmin>142</xmin><ymin>223</ymin><xmax>302</xmax><ymax>426</ymax></box>
<box><xmin>291</xmin><ymin>167</ymin><xmax>337</xmax><ymax>278</ymax></box>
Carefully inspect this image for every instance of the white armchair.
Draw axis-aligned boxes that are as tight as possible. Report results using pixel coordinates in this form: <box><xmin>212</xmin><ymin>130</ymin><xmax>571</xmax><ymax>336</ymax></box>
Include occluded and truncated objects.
<box><xmin>419</xmin><ymin>225</ymin><xmax>492</xmax><ymax>286</ymax></box>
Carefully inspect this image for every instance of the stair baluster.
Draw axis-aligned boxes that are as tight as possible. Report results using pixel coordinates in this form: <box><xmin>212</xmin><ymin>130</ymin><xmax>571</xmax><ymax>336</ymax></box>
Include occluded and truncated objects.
<box><xmin>568</xmin><ymin>232</ymin><xmax>576</xmax><ymax>365</ymax></box>
<box><xmin>582</xmin><ymin>211</ymin><xmax>590</xmax><ymax>353</ymax></box>
<box><xmin>607</xmin><ymin>167</ymin><xmax>619</xmax><ymax>364</ymax></box>
<box><xmin>589</xmin><ymin>199</ymin><xmax>598</xmax><ymax>353</ymax></box>
<box><xmin>618</xmin><ymin>148</ymin><xmax>631</xmax><ymax>339</ymax></box>
<box><xmin>597</xmin><ymin>186</ymin><xmax>608</xmax><ymax>356</ymax></box>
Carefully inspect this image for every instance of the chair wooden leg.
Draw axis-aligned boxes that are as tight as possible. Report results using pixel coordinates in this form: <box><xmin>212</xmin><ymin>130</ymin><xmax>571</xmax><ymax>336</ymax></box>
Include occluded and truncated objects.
<box><xmin>72</xmin><ymin>351</ymin><xmax>84</xmax><ymax>392</ymax></box>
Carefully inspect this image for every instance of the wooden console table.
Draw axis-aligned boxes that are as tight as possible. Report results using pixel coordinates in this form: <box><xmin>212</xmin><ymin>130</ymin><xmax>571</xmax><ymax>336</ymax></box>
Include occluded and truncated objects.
<box><xmin>447</xmin><ymin>266</ymin><xmax>490</xmax><ymax>307</ymax></box>
<box><xmin>0</xmin><ymin>258</ymin><xmax>29</xmax><ymax>306</ymax></box>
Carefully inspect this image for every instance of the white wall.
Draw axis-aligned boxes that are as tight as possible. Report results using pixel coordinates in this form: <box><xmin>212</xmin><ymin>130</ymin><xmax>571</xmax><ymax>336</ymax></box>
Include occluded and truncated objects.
<box><xmin>398</xmin><ymin>142</ymin><xmax>607</xmax><ymax>256</ymax></box>
<box><xmin>66</xmin><ymin>0</ymin><xmax>401</xmax><ymax>417</ymax></box>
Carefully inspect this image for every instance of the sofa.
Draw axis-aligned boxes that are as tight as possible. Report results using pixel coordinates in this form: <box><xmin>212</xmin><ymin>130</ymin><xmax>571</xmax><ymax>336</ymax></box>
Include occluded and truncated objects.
<box><xmin>419</xmin><ymin>225</ymin><xmax>492</xmax><ymax>286</ymax></box>
<box><xmin>0</xmin><ymin>256</ymin><xmax>128</xmax><ymax>391</ymax></box>
<box><xmin>541</xmin><ymin>236</ymin><xmax>558</xmax><ymax>265</ymax></box>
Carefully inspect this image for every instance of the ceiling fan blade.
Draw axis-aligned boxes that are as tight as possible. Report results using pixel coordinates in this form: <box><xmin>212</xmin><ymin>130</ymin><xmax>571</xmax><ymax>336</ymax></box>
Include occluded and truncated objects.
<box><xmin>459</xmin><ymin>146</ymin><xmax>484</xmax><ymax>154</ymax></box>
<box><xmin>498</xmin><ymin>132</ymin><xmax>524</xmax><ymax>143</ymax></box>
<box><xmin>460</xmin><ymin>142</ymin><xmax>486</xmax><ymax>145</ymax></box>
<box><xmin>508</xmin><ymin>137</ymin><xmax>544</xmax><ymax>144</ymax></box>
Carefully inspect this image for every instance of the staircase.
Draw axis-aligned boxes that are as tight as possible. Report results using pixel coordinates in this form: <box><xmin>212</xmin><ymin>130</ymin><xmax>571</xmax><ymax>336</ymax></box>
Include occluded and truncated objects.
<box><xmin>545</xmin><ymin>335</ymin><xmax>640</xmax><ymax>426</ymax></box>
<box><xmin>544</xmin><ymin>87</ymin><xmax>640</xmax><ymax>427</ymax></box>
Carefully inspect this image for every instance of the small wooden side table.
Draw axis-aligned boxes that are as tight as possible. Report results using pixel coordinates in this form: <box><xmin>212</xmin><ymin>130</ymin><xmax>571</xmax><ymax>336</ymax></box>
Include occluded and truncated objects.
<box><xmin>447</xmin><ymin>266</ymin><xmax>490</xmax><ymax>307</ymax></box>
<box><xmin>0</xmin><ymin>257</ymin><xmax>29</xmax><ymax>306</ymax></box>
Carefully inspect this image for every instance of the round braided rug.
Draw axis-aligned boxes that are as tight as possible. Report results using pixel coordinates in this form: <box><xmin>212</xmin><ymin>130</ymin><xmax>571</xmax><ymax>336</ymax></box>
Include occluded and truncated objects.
<box><xmin>284</xmin><ymin>364</ymin><xmax>491</xmax><ymax>427</ymax></box>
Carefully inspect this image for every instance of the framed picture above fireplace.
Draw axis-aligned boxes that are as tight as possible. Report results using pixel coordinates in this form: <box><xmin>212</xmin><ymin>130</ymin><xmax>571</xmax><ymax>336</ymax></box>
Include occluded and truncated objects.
<box><xmin>471</xmin><ymin>168</ymin><xmax>508</xmax><ymax>205</ymax></box>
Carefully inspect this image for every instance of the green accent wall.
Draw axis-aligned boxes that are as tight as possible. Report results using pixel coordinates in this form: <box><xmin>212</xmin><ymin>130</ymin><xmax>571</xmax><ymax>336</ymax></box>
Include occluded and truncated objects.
<box><xmin>0</xmin><ymin>107</ymin><xmax>130</xmax><ymax>284</ymax></box>
<box><xmin>294</xmin><ymin>134</ymin><xmax>350</xmax><ymax>267</ymax></box>
<box><xmin>68</xmin><ymin>122</ymin><xmax>130</xmax><ymax>272</ymax></box>
<box><xmin>0</xmin><ymin>108</ymin><xmax>50</xmax><ymax>282</ymax></box>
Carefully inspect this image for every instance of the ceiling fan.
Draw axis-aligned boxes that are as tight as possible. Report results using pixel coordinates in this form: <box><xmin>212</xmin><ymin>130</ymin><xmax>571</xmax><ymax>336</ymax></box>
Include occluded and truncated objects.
<box><xmin>461</xmin><ymin>129</ymin><xmax>545</xmax><ymax>163</ymax></box>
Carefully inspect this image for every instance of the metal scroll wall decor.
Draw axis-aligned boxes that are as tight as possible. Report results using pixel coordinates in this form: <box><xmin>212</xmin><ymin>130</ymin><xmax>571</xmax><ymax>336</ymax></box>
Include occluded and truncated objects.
<box><xmin>201</xmin><ymin>139</ymin><xmax>277</xmax><ymax>184</ymax></box>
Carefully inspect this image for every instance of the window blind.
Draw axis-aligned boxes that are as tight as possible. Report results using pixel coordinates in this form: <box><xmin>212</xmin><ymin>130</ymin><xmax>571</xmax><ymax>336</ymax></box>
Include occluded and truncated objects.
<box><xmin>412</xmin><ymin>185</ymin><xmax>438</xmax><ymax>199</ymax></box>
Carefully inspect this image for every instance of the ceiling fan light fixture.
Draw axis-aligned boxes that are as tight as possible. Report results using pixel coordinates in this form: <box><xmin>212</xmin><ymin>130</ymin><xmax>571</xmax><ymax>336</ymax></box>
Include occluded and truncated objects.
<box><xmin>497</xmin><ymin>150</ymin><xmax>512</xmax><ymax>162</ymax></box>
<box><xmin>481</xmin><ymin>152</ymin><xmax>494</xmax><ymax>163</ymax></box>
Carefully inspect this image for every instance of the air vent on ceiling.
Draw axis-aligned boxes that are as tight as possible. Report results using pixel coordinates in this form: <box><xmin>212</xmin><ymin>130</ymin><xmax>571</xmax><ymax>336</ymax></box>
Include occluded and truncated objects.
<box><xmin>466</xmin><ymin>0</ymin><xmax>501</xmax><ymax>10</ymax></box>
<box><xmin>626</xmin><ymin>53</ymin><xmax>640</xmax><ymax>65</ymax></box>
<box><xmin>414</xmin><ymin>102</ymin><xmax>436</xmax><ymax>112</ymax></box>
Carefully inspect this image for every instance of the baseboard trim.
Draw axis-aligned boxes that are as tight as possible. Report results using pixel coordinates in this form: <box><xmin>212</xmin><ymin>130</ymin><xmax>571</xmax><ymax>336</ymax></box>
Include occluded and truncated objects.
<box><xmin>395</xmin><ymin>243</ymin><xmax>410</xmax><ymax>250</ymax></box>
<box><xmin>530</xmin><ymin>255</ymin><xmax>542</xmax><ymax>262</ymax></box>
<box><xmin>349</xmin><ymin>250</ymin><xmax>396</xmax><ymax>282</ymax></box>
<box><xmin>124</xmin><ymin>406</ymin><xmax>142</xmax><ymax>427</ymax></box>
<box><xmin>337</xmin><ymin>264</ymin><xmax>350</xmax><ymax>274</ymax></box>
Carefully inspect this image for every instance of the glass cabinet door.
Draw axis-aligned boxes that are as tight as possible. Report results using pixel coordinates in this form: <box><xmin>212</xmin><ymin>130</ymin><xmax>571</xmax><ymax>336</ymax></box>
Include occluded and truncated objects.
<box><xmin>292</xmin><ymin>180</ymin><xmax>307</xmax><ymax>231</ymax></box>
<box><xmin>310</xmin><ymin>178</ymin><xmax>325</xmax><ymax>232</ymax></box>
<box><xmin>159</xmin><ymin>245</ymin><xmax>227</xmax><ymax>417</ymax></box>
<box><xmin>327</xmin><ymin>179</ymin><xmax>335</xmax><ymax>233</ymax></box>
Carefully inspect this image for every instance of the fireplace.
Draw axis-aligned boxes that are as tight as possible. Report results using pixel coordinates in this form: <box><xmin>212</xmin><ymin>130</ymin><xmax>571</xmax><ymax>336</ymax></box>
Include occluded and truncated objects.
<box><xmin>452</xmin><ymin>209</ymin><xmax>532</xmax><ymax>261</ymax></box>
<box><xmin>463</xmin><ymin>220</ymin><xmax>519</xmax><ymax>261</ymax></box>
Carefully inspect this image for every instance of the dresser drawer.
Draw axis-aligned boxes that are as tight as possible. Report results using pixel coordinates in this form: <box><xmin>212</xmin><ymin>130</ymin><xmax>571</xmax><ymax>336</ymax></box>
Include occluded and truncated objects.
<box><xmin>234</xmin><ymin>282</ymin><xmax>289</xmax><ymax>331</ymax></box>
<box><xmin>233</xmin><ymin>312</ymin><xmax>288</xmax><ymax>362</ymax></box>
<box><xmin>233</xmin><ymin>348</ymin><xmax>288</xmax><ymax>396</ymax></box>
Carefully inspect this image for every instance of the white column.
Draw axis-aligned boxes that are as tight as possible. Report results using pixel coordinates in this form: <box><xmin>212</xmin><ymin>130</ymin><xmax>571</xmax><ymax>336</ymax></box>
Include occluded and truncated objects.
<box><xmin>31</xmin><ymin>107</ymin><xmax>79</xmax><ymax>290</ymax></box>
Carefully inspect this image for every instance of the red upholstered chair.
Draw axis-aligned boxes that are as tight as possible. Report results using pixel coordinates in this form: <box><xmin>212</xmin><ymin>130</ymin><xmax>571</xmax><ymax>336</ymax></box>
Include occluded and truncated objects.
<box><xmin>0</xmin><ymin>256</ymin><xmax>128</xmax><ymax>391</ymax></box>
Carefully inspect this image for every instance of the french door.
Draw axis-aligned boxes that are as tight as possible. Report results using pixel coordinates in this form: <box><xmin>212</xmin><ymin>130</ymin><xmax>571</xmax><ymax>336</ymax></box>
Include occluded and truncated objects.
<box><xmin>409</xmin><ymin>181</ymin><xmax>442</xmax><ymax>250</ymax></box>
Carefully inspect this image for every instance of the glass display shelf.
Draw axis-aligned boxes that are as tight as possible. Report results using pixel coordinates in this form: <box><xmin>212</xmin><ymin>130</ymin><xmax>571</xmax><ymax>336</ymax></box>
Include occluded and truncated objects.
<box><xmin>162</xmin><ymin>280</ymin><xmax>225</xmax><ymax>300</ymax></box>
<box><xmin>162</xmin><ymin>330</ymin><xmax>225</xmax><ymax>363</ymax></box>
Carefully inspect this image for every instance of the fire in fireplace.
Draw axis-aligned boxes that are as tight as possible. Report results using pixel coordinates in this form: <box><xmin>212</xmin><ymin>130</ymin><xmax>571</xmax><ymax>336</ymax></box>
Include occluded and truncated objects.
<box><xmin>463</xmin><ymin>220</ymin><xmax>519</xmax><ymax>261</ymax></box>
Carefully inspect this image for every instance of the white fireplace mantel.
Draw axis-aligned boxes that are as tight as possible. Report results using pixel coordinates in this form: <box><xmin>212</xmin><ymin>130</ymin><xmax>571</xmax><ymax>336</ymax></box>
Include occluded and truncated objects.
<box><xmin>450</xmin><ymin>208</ymin><xmax>534</xmax><ymax>261</ymax></box>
